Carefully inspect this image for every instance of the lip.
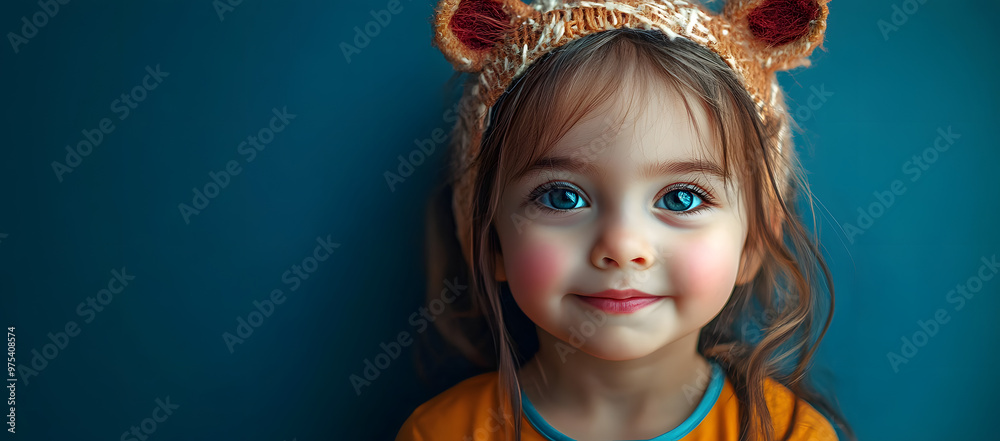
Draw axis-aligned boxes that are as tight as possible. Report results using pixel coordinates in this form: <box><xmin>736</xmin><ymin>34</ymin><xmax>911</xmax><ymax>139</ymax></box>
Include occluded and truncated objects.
<box><xmin>574</xmin><ymin>289</ymin><xmax>667</xmax><ymax>314</ymax></box>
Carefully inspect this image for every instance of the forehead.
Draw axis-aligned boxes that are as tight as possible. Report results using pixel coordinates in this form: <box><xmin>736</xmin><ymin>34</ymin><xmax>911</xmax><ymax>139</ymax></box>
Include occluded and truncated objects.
<box><xmin>544</xmin><ymin>76</ymin><xmax>724</xmax><ymax>178</ymax></box>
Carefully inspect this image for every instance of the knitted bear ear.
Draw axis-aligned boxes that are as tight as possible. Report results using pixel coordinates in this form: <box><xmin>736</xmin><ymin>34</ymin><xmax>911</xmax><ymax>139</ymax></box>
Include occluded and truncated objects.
<box><xmin>723</xmin><ymin>0</ymin><xmax>830</xmax><ymax>72</ymax></box>
<box><xmin>432</xmin><ymin>0</ymin><xmax>537</xmax><ymax>72</ymax></box>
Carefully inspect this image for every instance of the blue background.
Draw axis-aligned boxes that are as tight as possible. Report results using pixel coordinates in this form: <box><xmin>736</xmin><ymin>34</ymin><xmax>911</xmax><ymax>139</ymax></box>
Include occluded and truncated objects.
<box><xmin>0</xmin><ymin>0</ymin><xmax>997</xmax><ymax>440</ymax></box>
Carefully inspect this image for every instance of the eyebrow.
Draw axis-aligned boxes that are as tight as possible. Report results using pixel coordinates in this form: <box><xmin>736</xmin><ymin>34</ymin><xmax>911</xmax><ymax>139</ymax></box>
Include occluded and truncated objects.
<box><xmin>522</xmin><ymin>155</ymin><xmax>727</xmax><ymax>181</ymax></box>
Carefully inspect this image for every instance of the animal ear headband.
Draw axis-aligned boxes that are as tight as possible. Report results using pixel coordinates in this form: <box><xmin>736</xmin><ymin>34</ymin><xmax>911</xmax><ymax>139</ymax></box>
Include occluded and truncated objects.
<box><xmin>431</xmin><ymin>0</ymin><xmax>830</xmax><ymax>271</ymax></box>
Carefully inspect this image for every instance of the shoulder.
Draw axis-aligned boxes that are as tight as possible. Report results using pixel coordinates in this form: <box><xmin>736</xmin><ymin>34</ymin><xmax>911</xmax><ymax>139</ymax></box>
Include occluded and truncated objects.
<box><xmin>761</xmin><ymin>377</ymin><xmax>839</xmax><ymax>441</ymax></box>
<box><xmin>708</xmin><ymin>375</ymin><xmax>839</xmax><ymax>440</ymax></box>
<box><xmin>395</xmin><ymin>371</ymin><xmax>505</xmax><ymax>441</ymax></box>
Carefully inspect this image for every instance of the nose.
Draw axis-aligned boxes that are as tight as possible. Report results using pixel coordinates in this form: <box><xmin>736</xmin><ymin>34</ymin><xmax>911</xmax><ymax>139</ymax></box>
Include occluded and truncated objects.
<box><xmin>590</xmin><ymin>215</ymin><xmax>657</xmax><ymax>271</ymax></box>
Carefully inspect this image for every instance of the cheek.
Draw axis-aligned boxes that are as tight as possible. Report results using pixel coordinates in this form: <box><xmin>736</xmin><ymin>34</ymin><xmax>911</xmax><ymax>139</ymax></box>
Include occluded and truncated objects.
<box><xmin>675</xmin><ymin>233</ymin><xmax>741</xmax><ymax>302</ymax></box>
<box><xmin>505</xmin><ymin>239</ymin><xmax>568</xmax><ymax>299</ymax></box>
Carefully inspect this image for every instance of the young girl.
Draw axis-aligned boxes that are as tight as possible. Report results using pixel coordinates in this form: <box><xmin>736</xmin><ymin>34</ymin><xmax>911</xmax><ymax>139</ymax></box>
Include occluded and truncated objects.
<box><xmin>399</xmin><ymin>0</ymin><xmax>854</xmax><ymax>440</ymax></box>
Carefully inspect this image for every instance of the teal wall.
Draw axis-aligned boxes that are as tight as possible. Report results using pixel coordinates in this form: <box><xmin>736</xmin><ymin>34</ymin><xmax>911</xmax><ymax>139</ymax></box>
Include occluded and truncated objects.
<box><xmin>0</xmin><ymin>1</ymin><xmax>996</xmax><ymax>440</ymax></box>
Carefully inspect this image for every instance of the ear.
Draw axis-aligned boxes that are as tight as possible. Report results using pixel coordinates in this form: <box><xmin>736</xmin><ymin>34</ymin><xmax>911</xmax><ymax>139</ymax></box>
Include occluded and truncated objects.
<box><xmin>432</xmin><ymin>0</ymin><xmax>537</xmax><ymax>72</ymax></box>
<box><xmin>736</xmin><ymin>202</ymin><xmax>784</xmax><ymax>285</ymax></box>
<box><xmin>723</xmin><ymin>0</ymin><xmax>830</xmax><ymax>72</ymax></box>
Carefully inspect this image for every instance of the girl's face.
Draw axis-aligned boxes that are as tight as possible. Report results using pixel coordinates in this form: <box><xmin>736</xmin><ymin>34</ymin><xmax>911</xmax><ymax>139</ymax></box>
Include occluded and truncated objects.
<box><xmin>494</xmin><ymin>79</ymin><xmax>750</xmax><ymax>361</ymax></box>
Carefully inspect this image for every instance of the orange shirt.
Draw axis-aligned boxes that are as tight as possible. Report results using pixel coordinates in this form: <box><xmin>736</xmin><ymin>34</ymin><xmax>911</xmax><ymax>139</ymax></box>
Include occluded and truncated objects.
<box><xmin>395</xmin><ymin>361</ymin><xmax>838</xmax><ymax>440</ymax></box>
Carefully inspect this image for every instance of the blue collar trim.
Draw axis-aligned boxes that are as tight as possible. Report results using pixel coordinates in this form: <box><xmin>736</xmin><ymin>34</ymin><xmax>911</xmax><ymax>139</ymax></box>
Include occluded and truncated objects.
<box><xmin>521</xmin><ymin>360</ymin><xmax>725</xmax><ymax>441</ymax></box>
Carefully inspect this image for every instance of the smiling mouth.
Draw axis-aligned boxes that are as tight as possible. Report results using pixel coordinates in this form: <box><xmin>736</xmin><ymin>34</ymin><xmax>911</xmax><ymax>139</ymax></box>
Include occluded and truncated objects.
<box><xmin>572</xmin><ymin>289</ymin><xmax>668</xmax><ymax>314</ymax></box>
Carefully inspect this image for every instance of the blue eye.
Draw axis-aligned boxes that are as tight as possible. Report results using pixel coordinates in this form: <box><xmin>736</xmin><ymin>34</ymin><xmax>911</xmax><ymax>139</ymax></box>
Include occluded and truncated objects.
<box><xmin>530</xmin><ymin>183</ymin><xmax>589</xmax><ymax>211</ymax></box>
<box><xmin>655</xmin><ymin>186</ymin><xmax>710</xmax><ymax>214</ymax></box>
<box><xmin>538</xmin><ymin>188</ymin><xmax>587</xmax><ymax>210</ymax></box>
<box><xmin>527</xmin><ymin>182</ymin><xmax>713</xmax><ymax>215</ymax></box>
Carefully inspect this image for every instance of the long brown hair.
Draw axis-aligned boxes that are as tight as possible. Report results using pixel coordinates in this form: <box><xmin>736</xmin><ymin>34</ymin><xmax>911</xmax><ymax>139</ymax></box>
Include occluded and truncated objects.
<box><xmin>422</xmin><ymin>27</ymin><xmax>855</xmax><ymax>441</ymax></box>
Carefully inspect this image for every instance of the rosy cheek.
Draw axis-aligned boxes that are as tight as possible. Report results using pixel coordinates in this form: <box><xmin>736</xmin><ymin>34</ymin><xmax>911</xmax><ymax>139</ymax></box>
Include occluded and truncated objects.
<box><xmin>507</xmin><ymin>240</ymin><xmax>566</xmax><ymax>298</ymax></box>
<box><xmin>676</xmin><ymin>235</ymin><xmax>739</xmax><ymax>301</ymax></box>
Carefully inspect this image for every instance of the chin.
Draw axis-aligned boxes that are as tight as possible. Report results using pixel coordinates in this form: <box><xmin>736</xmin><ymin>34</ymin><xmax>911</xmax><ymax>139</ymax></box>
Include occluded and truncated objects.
<box><xmin>573</xmin><ymin>333</ymin><xmax>675</xmax><ymax>361</ymax></box>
